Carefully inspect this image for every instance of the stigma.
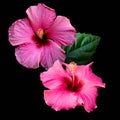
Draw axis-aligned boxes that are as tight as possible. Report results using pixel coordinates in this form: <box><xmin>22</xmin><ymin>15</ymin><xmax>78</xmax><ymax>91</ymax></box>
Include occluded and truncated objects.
<box><xmin>68</xmin><ymin>62</ymin><xmax>77</xmax><ymax>75</ymax></box>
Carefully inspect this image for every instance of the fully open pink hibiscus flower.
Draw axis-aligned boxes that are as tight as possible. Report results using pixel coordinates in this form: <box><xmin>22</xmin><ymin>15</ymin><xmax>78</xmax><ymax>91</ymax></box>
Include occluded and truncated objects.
<box><xmin>8</xmin><ymin>3</ymin><xmax>76</xmax><ymax>69</ymax></box>
<box><xmin>40</xmin><ymin>60</ymin><xmax>106</xmax><ymax>112</ymax></box>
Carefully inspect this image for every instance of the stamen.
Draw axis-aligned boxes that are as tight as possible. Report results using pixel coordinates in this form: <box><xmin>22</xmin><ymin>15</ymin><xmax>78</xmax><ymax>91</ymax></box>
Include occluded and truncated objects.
<box><xmin>36</xmin><ymin>28</ymin><xmax>44</xmax><ymax>39</ymax></box>
<box><xmin>68</xmin><ymin>62</ymin><xmax>77</xmax><ymax>75</ymax></box>
<box><xmin>68</xmin><ymin>62</ymin><xmax>77</xmax><ymax>89</ymax></box>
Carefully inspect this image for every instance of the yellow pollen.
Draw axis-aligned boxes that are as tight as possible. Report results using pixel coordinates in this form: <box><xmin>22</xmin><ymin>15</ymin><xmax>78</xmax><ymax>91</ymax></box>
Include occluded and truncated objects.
<box><xmin>36</xmin><ymin>28</ymin><xmax>44</xmax><ymax>39</ymax></box>
<box><xmin>68</xmin><ymin>62</ymin><xmax>77</xmax><ymax>75</ymax></box>
<box><xmin>68</xmin><ymin>62</ymin><xmax>77</xmax><ymax>89</ymax></box>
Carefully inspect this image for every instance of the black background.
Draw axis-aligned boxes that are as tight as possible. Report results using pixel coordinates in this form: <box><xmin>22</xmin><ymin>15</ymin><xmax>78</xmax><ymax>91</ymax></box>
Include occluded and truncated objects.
<box><xmin>1</xmin><ymin>0</ymin><xmax>117</xmax><ymax>119</ymax></box>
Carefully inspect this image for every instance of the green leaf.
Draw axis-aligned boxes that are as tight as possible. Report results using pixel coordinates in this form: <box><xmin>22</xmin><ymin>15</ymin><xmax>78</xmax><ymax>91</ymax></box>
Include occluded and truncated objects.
<box><xmin>62</xmin><ymin>32</ymin><xmax>101</xmax><ymax>64</ymax></box>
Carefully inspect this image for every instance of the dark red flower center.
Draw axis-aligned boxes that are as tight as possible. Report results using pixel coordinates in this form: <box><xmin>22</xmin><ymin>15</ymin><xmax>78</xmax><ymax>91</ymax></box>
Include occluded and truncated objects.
<box><xmin>65</xmin><ymin>76</ymin><xmax>83</xmax><ymax>92</ymax></box>
<box><xmin>35</xmin><ymin>28</ymin><xmax>48</xmax><ymax>44</ymax></box>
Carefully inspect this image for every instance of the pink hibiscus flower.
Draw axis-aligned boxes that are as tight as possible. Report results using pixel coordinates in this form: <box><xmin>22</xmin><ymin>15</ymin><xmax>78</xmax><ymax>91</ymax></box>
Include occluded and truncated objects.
<box><xmin>8</xmin><ymin>3</ymin><xmax>76</xmax><ymax>69</ymax></box>
<box><xmin>40</xmin><ymin>60</ymin><xmax>106</xmax><ymax>112</ymax></box>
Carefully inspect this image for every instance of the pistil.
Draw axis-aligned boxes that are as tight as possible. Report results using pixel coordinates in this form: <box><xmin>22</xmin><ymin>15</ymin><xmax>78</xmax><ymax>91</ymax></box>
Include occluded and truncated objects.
<box><xmin>68</xmin><ymin>62</ymin><xmax>77</xmax><ymax>90</ymax></box>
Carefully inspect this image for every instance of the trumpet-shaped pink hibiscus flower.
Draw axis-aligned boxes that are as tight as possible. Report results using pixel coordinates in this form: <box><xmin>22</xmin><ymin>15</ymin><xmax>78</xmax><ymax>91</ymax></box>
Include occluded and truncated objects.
<box><xmin>40</xmin><ymin>60</ymin><xmax>106</xmax><ymax>112</ymax></box>
<box><xmin>8</xmin><ymin>3</ymin><xmax>76</xmax><ymax>69</ymax></box>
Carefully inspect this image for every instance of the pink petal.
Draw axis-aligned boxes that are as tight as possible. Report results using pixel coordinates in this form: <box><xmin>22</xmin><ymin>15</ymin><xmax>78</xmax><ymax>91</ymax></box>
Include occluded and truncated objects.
<box><xmin>76</xmin><ymin>62</ymin><xmax>106</xmax><ymax>87</ymax></box>
<box><xmin>26</xmin><ymin>3</ymin><xmax>56</xmax><ymax>31</ymax></box>
<box><xmin>77</xmin><ymin>87</ymin><xmax>98</xmax><ymax>112</ymax></box>
<box><xmin>46</xmin><ymin>16</ymin><xmax>76</xmax><ymax>46</ymax></box>
<box><xmin>40</xmin><ymin>40</ymin><xmax>66</xmax><ymax>69</ymax></box>
<box><xmin>75</xmin><ymin>62</ymin><xmax>105</xmax><ymax>112</ymax></box>
<box><xmin>44</xmin><ymin>88</ymin><xmax>77</xmax><ymax>111</ymax></box>
<box><xmin>15</xmin><ymin>43</ymin><xmax>42</xmax><ymax>69</ymax></box>
<box><xmin>8</xmin><ymin>18</ymin><xmax>35</xmax><ymax>46</ymax></box>
<box><xmin>40</xmin><ymin>60</ymin><xmax>71</xmax><ymax>89</ymax></box>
